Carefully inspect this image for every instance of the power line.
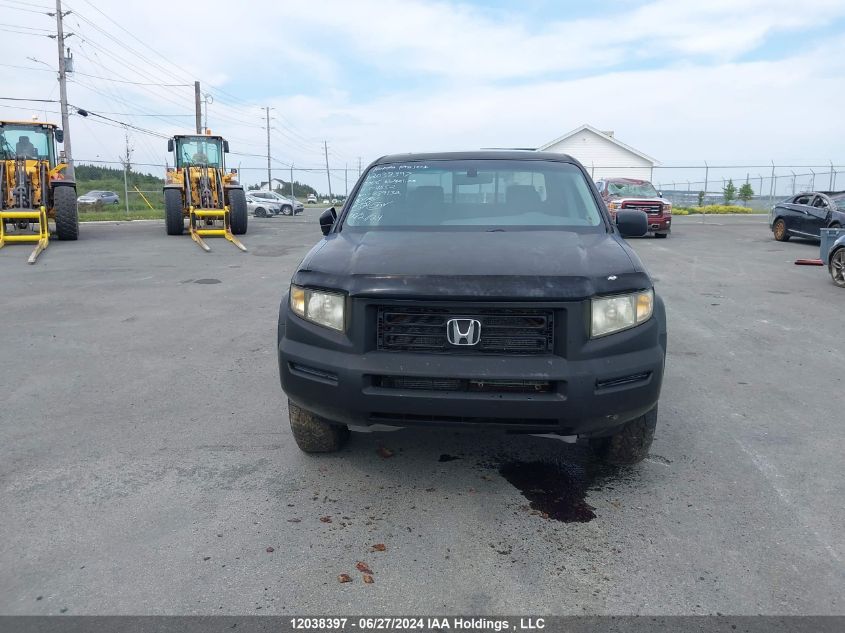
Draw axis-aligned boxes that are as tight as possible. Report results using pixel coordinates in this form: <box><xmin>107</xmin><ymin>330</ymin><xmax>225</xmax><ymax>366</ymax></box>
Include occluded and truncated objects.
<box><xmin>0</xmin><ymin>22</ymin><xmax>52</xmax><ymax>30</ymax></box>
<box><xmin>0</xmin><ymin>103</ymin><xmax>61</xmax><ymax>115</ymax></box>
<box><xmin>0</xmin><ymin>96</ymin><xmax>60</xmax><ymax>103</ymax></box>
<box><xmin>72</xmin><ymin>108</ymin><xmax>171</xmax><ymax>139</ymax></box>
<box><xmin>1</xmin><ymin>0</ymin><xmax>53</xmax><ymax>8</ymax></box>
<box><xmin>71</xmin><ymin>42</ymin><xmax>195</xmax><ymax>113</ymax></box>
<box><xmin>0</xmin><ymin>3</ymin><xmax>52</xmax><ymax>14</ymax></box>
<box><xmin>0</xmin><ymin>27</ymin><xmax>50</xmax><ymax>35</ymax></box>
<box><xmin>68</xmin><ymin>0</ymin><xmax>320</xmax><ymax>144</ymax></box>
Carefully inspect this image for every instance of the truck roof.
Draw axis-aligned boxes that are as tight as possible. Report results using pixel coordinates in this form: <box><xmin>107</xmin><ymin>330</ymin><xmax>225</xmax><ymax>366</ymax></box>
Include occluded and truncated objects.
<box><xmin>373</xmin><ymin>150</ymin><xmax>579</xmax><ymax>165</ymax></box>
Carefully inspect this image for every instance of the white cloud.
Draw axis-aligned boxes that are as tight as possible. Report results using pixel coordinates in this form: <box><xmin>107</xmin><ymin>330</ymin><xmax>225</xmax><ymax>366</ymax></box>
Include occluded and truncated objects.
<box><xmin>2</xmin><ymin>0</ymin><xmax>844</xmax><ymax>193</ymax></box>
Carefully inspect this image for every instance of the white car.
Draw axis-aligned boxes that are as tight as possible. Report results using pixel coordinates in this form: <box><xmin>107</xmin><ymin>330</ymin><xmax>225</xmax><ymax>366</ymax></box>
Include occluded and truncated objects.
<box><xmin>250</xmin><ymin>191</ymin><xmax>304</xmax><ymax>215</ymax></box>
<box><xmin>246</xmin><ymin>194</ymin><xmax>281</xmax><ymax>218</ymax></box>
<box><xmin>306</xmin><ymin>194</ymin><xmax>317</xmax><ymax>203</ymax></box>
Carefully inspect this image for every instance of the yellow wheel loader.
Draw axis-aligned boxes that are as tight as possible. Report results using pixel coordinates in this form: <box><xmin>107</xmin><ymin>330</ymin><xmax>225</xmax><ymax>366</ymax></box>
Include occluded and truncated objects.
<box><xmin>0</xmin><ymin>120</ymin><xmax>78</xmax><ymax>263</ymax></box>
<box><xmin>163</xmin><ymin>132</ymin><xmax>248</xmax><ymax>252</ymax></box>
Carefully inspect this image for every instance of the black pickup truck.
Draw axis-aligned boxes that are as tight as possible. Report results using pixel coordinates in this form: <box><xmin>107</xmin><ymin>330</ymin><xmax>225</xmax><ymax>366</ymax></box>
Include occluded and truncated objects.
<box><xmin>277</xmin><ymin>152</ymin><xmax>667</xmax><ymax>464</ymax></box>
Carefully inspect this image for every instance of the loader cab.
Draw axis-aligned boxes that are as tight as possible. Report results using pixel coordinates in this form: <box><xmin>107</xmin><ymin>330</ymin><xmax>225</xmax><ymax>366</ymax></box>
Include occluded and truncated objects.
<box><xmin>0</xmin><ymin>121</ymin><xmax>58</xmax><ymax>166</ymax></box>
<box><xmin>170</xmin><ymin>135</ymin><xmax>228</xmax><ymax>169</ymax></box>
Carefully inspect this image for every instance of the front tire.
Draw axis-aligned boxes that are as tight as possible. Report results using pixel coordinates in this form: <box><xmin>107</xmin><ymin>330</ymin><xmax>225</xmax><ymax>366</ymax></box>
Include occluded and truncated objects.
<box><xmin>228</xmin><ymin>188</ymin><xmax>248</xmax><ymax>235</ymax></box>
<box><xmin>773</xmin><ymin>218</ymin><xmax>790</xmax><ymax>242</ymax></box>
<box><xmin>830</xmin><ymin>248</ymin><xmax>845</xmax><ymax>288</ymax></box>
<box><xmin>589</xmin><ymin>406</ymin><xmax>657</xmax><ymax>465</ymax></box>
<box><xmin>281</xmin><ymin>204</ymin><xmax>293</xmax><ymax>216</ymax></box>
<box><xmin>288</xmin><ymin>400</ymin><xmax>350</xmax><ymax>453</ymax></box>
<box><xmin>164</xmin><ymin>188</ymin><xmax>184</xmax><ymax>235</ymax></box>
<box><xmin>53</xmin><ymin>185</ymin><xmax>79</xmax><ymax>241</ymax></box>
<box><xmin>654</xmin><ymin>232</ymin><xmax>669</xmax><ymax>239</ymax></box>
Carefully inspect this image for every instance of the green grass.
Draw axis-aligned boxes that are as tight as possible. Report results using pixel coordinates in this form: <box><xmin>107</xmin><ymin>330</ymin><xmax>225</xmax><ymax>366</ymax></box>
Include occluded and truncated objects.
<box><xmin>79</xmin><ymin>206</ymin><xmax>164</xmax><ymax>222</ymax></box>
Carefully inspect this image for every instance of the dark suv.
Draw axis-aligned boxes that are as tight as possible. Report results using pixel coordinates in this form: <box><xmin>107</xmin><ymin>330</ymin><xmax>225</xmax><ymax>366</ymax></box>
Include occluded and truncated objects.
<box><xmin>278</xmin><ymin>152</ymin><xmax>667</xmax><ymax>464</ymax></box>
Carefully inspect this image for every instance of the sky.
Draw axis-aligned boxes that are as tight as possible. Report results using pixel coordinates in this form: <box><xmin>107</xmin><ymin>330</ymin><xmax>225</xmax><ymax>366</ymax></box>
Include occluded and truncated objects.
<box><xmin>2</xmin><ymin>0</ymin><xmax>845</xmax><ymax>194</ymax></box>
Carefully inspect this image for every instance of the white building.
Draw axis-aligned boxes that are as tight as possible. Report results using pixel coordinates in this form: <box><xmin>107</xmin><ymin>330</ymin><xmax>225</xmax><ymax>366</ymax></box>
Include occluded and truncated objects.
<box><xmin>537</xmin><ymin>124</ymin><xmax>658</xmax><ymax>180</ymax></box>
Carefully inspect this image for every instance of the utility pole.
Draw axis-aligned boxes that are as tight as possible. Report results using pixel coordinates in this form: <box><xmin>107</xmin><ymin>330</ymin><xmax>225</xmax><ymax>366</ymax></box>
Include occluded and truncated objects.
<box><xmin>119</xmin><ymin>131</ymin><xmax>132</xmax><ymax>214</ymax></box>
<box><xmin>290</xmin><ymin>163</ymin><xmax>294</xmax><ymax>201</ymax></box>
<box><xmin>358</xmin><ymin>156</ymin><xmax>362</xmax><ymax>177</ymax></box>
<box><xmin>264</xmin><ymin>107</ymin><xmax>272</xmax><ymax>191</ymax></box>
<box><xmin>54</xmin><ymin>0</ymin><xmax>74</xmax><ymax>179</ymax></box>
<box><xmin>345</xmin><ymin>163</ymin><xmax>348</xmax><ymax>197</ymax></box>
<box><xmin>323</xmin><ymin>141</ymin><xmax>332</xmax><ymax>199</ymax></box>
<box><xmin>194</xmin><ymin>81</ymin><xmax>202</xmax><ymax>133</ymax></box>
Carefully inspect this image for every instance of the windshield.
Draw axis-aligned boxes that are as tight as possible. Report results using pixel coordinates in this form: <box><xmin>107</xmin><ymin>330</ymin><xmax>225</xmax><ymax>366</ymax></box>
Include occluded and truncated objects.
<box><xmin>175</xmin><ymin>137</ymin><xmax>222</xmax><ymax>168</ymax></box>
<box><xmin>0</xmin><ymin>124</ymin><xmax>54</xmax><ymax>162</ymax></box>
<box><xmin>344</xmin><ymin>159</ymin><xmax>603</xmax><ymax>230</ymax></box>
<box><xmin>606</xmin><ymin>180</ymin><xmax>659</xmax><ymax>198</ymax></box>
<box><xmin>832</xmin><ymin>194</ymin><xmax>845</xmax><ymax>208</ymax></box>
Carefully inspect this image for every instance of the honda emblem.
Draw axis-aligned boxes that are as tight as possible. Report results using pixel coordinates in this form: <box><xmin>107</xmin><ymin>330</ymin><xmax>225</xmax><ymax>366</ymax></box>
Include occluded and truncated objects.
<box><xmin>446</xmin><ymin>318</ymin><xmax>481</xmax><ymax>346</ymax></box>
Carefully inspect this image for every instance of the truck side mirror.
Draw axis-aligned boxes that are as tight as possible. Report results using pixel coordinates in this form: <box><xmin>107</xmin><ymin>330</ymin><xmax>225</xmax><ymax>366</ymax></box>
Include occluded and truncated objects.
<box><xmin>615</xmin><ymin>210</ymin><xmax>648</xmax><ymax>237</ymax></box>
<box><xmin>55</xmin><ymin>129</ymin><xmax>64</xmax><ymax>143</ymax></box>
<box><xmin>167</xmin><ymin>139</ymin><xmax>174</xmax><ymax>152</ymax></box>
<box><xmin>223</xmin><ymin>140</ymin><xmax>230</xmax><ymax>153</ymax></box>
<box><xmin>319</xmin><ymin>207</ymin><xmax>337</xmax><ymax>236</ymax></box>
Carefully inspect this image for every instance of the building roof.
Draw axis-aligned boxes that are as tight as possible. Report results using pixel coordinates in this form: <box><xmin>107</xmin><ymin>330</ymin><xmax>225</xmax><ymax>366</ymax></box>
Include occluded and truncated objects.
<box><xmin>536</xmin><ymin>124</ymin><xmax>658</xmax><ymax>165</ymax></box>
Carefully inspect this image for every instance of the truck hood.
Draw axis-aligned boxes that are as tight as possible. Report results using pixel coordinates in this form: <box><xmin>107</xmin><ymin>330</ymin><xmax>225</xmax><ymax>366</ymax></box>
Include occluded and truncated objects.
<box><xmin>293</xmin><ymin>229</ymin><xmax>652</xmax><ymax>300</ymax></box>
<box><xmin>607</xmin><ymin>196</ymin><xmax>667</xmax><ymax>205</ymax></box>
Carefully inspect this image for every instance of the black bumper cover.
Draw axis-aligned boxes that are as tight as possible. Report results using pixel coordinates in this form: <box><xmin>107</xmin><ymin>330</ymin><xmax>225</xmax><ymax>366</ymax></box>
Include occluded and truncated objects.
<box><xmin>278</xmin><ymin>297</ymin><xmax>666</xmax><ymax>437</ymax></box>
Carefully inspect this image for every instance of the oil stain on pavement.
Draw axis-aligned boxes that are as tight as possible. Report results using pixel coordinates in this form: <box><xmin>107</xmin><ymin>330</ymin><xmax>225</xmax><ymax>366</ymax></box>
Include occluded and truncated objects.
<box><xmin>498</xmin><ymin>460</ymin><xmax>598</xmax><ymax>523</ymax></box>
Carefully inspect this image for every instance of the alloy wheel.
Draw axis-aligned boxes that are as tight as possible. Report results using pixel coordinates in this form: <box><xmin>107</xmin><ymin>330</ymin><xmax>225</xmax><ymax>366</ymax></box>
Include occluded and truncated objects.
<box><xmin>831</xmin><ymin>249</ymin><xmax>845</xmax><ymax>288</ymax></box>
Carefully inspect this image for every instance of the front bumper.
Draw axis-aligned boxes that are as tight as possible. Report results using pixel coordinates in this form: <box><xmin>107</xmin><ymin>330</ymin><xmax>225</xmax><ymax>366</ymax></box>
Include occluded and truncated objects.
<box><xmin>646</xmin><ymin>215</ymin><xmax>671</xmax><ymax>233</ymax></box>
<box><xmin>278</xmin><ymin>298</ymin><xmax>667</xmax><ymax>437</ymax></box>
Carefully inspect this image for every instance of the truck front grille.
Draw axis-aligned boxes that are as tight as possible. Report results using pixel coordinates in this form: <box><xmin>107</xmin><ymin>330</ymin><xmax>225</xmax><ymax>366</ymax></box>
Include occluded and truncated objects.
<box><xmin>622</xmin><ymin>202</ymin><xmax>663</xmax><ymax>215</ymax></box>
<box><xmin>376</xmin><ymin>306</ymin><xmax>554</xmax><ymax>354</ymax></box>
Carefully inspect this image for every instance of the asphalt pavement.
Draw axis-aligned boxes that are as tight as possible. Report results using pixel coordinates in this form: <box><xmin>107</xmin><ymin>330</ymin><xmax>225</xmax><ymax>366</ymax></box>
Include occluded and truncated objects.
<box><xmin>0</xmin><ymin>212</ymin><xmax>842</xmax><ymax>615</ymax></box>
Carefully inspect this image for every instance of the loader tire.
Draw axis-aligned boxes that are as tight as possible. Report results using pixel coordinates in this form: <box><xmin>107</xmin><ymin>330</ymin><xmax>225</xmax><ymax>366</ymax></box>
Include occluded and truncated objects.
<box><xmin>164</xmin><ymin>188</ymin><xmax>184</xmax><ymax>235</ymax></box>
<box><xmin>53</xmin><ymin>185</ymin><xmax>78</xmax><ymax>241</ymax></box>
<box><xmin>228</xmin><ymin>188</ymin><xmax>248</xmax><ymax>235</ymax></box>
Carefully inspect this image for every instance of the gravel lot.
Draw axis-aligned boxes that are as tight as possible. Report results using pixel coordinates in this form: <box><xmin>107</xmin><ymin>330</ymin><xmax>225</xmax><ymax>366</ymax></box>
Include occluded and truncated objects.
<box><xmin>0</xmin><ymin>213</ymin><xmax>842</xmax><ymax>615</ymax></box>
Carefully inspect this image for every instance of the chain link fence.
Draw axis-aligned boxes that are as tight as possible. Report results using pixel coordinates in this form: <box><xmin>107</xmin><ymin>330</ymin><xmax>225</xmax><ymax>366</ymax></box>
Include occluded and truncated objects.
<box><xmin>647</xmin><ymin>164</ymin><xmax>842</xmax><ymax>210</ymax></box>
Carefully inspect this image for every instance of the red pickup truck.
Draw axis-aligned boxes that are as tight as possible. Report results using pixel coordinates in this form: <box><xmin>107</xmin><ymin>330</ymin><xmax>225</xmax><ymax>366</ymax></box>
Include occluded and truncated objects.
<box><xmin>595</xmin><ymin>178</ymin><xmax>672</xmax><ymax>238</ymax></box>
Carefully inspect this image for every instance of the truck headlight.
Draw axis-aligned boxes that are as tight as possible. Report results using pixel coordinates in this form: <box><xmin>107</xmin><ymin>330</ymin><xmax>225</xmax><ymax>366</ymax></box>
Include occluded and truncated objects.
<box><xmin>290</xmin><ymin>285</ymin><xmax>346</xmax><ymax>331</ymax></box>
<box><xmin>591</xmin><ymin>289</ymin><xmax>654</xmax><ymax>338</ymax></box>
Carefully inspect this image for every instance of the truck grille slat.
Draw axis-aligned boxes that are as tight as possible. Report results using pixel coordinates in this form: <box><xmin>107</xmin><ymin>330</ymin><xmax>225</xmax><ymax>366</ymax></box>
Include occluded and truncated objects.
<box><xmin>373</xmin><ymin>375</ymin><xmax>554</xmax><ymax>393</ymax></box>
<box><xmin>377</xmin><ymin>306</ymin><xmax>554</xmax><ymax>354</ymax></box>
